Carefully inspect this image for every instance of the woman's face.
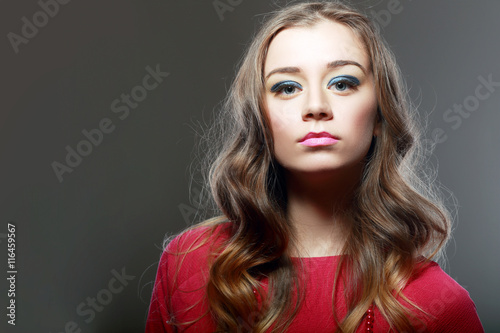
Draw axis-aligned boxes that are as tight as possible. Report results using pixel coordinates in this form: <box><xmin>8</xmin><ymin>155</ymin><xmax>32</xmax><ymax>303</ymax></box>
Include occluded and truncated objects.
<box><xmin>263</xmin><ymin>20</ymin><xmax>380</xmax><ymax>177</ymax></box>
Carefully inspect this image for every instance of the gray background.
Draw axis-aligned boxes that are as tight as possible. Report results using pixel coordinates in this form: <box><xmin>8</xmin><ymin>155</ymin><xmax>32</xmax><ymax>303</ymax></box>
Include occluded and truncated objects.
<box><xmin>1</xmin><ymin>0</ymin><xmax>498</xmax><ymax>332</ymax></box>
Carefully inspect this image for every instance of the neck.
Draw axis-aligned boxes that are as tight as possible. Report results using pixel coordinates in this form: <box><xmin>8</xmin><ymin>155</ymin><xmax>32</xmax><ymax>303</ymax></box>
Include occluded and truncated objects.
<box><xmin>285</xmin><ymin>165</ymin><xmax>363</xmax><ymax>258</ymax></box>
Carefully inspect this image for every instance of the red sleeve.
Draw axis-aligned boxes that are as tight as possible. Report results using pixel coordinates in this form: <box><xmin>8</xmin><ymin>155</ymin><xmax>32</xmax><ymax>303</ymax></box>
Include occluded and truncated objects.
<box><xmin>402</xmin><ymin>262</ymin><xmax>484</xmax><ymax>333</ymax></box>
<box><xmin>145</xmin><ymin>224</ymin><xmax>229</xmax><ymax>332</ymax></box>
<box><xmin>145</xmin><ymin>239</ymin><xmax>177</xmax><ymax>333</ymax></box>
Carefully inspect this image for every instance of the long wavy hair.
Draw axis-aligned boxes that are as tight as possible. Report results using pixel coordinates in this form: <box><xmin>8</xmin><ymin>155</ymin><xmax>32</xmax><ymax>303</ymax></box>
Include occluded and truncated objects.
<box><xmin>173</xmin><ymin>1</ymin><xmax>452</xmax><ymax>332</ymax></box>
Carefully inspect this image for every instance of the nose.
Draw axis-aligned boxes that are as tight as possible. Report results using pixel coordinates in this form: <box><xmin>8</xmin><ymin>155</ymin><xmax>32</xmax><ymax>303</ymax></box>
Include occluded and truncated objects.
<box><xmin>302</xmin><ymin>86</ymin><xmax>333</xmax><ymax>121</ymax></box>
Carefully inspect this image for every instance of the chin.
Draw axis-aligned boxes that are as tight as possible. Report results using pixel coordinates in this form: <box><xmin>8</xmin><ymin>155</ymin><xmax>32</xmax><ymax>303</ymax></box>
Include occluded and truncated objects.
<box><xmin>287</xmin><ymin>164</ymin><xmax>343</xmax><ymax>174</ymax></box>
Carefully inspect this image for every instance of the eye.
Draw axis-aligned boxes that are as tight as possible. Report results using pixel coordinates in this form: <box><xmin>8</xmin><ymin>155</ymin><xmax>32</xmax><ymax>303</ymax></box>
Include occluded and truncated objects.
<box><xmin>334</xmin><ymin>81</ymin><xmax>348</xmax><ymax>91</ymax></box>
<box><xmin>270</xmin><ymin>81</ymin><xmax>302</xmax><ymax>96</ymax></box>
<box><xmin>327</xmin><ymin>75</ymin><xmax>360</xmax><ymax>92</ymax></box>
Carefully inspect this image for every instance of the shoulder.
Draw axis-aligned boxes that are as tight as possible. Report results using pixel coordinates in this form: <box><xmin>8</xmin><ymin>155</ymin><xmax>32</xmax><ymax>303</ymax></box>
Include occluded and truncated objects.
<box><xmin>402</xmin><ymin>260</ymin><xmax>484</xmax><ymax>332</ymax></box>
<box><xmin>164</xmin><ymin>221</ymin><xmax>232</xmax><ymax>256</ymax></box>
<box><xmin>404</xmin><ymin>261</ymin><xmax>470</xmax><ymax>304</ymax></box>
<box><xmin>155</xmin><ymin>221</ymin><xmax>233</xmax><ymax>309</ymax></box>
<box><xmin>159</xmin><ymin>221</ymin><xmax>233</xmax><ymax>279</ymax></box>
<box><xmin>146</xmin><ymin>221</ymin><xmax>232</xmax><ymax>331</ymax></box>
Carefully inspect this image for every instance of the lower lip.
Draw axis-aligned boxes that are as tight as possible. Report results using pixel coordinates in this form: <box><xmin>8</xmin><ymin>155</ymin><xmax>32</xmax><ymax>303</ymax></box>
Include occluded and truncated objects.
<box><xmin>299</xmin><ymin>137</ymin><xmax>339</xmax><ymax>147</ymax></box>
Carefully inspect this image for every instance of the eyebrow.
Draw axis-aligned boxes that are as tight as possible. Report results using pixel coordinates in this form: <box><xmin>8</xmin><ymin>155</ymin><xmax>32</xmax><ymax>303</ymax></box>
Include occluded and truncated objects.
<box><xmin>264</xmin><ymin>60</ymin><xmax>366</xmax><ymax>81</ymax></box>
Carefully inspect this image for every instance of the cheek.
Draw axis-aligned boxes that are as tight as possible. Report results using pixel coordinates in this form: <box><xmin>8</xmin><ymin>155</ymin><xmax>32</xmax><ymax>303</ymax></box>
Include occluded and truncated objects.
<box><xmin>266</xmin><ymin>99</ymin><xmax>298</xmax><ymax>134</ymax></box>
<box><xmin>265</xmin><ymin>101</ymin><xmax>299</xmax><ymax>165</ymax></box>
<box><xmin>269</xmin><ymin>115</ymin><xmax>294</xmax><ymax>153</ymax></box>
<box><xmin>345</xmin><ymin>95</ymin><xmax>378</xmax><ymax>135</ymax></box>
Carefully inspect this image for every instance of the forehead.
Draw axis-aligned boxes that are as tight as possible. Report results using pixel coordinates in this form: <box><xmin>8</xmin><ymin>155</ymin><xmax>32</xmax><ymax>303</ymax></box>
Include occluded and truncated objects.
<box><xmin>264</xmin><ymin>20</ymin><xmax>369</xmax><ymax>74</ymax></box>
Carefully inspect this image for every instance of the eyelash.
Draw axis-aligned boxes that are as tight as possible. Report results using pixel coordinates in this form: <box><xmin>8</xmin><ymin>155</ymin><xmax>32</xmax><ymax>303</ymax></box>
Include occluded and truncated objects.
<box><xmin>270</xmin><ymin>75</ymin><xmax>360</xmax><ymax>96</ymax></box>
<box><xmin>270</xmin><ymin>81</ymin><xmax>302</xmax><ymax>95</ymax></box>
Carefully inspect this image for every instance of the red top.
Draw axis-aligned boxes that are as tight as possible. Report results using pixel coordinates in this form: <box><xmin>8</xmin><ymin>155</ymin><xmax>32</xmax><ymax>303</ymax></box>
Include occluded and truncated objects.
<box><xmin>145</xmin><ymin>223</ymin><xmax>484</xmax><ymax>332</ymax></box>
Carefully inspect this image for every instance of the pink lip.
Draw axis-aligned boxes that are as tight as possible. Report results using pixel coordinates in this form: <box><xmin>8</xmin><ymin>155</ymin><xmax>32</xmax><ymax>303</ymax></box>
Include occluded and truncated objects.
<box><xmin>299</xmin><ymin>131</ymin><xmax>339</xmax><ymax>147</ymax></box>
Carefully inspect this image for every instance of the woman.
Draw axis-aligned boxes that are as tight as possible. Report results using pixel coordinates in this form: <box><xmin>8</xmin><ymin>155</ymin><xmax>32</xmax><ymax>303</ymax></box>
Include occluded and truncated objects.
<box><xmin>146</xmin><ymin>1</ymin><xmax>484</xmax><ymax>332</ymax></box>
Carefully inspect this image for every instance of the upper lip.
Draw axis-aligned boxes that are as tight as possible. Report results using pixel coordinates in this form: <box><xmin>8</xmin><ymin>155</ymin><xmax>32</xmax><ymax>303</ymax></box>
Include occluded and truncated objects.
<box><xmin>299</xmin><ymin>131</ymin><xmax>339</xmax><ymax>142</ymax></box>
